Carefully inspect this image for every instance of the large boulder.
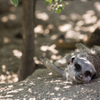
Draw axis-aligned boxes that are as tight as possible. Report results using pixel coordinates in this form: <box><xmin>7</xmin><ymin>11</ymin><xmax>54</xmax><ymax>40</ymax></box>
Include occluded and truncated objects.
<box><xmin>0</xmin><ymin>69</ymin><xmax>100</xmax><ymax>99</ymax></box>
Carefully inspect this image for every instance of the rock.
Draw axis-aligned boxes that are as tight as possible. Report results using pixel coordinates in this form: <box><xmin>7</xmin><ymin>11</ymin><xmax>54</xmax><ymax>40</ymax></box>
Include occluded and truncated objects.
<box><xmin>0</xmin><ymin>69</ymin><xmax>100</xmax><ymax>99</ymax></box>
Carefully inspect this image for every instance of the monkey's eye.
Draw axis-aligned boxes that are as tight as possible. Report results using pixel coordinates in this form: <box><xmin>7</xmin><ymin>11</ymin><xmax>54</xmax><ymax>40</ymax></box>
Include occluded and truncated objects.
<box><xmin>71</xmin><ymin>57</ymin><xmax>75</xmax><ymax>63</ymax></box>
<box><xmin>92</xmin><ymin>73</ymin><xmax>96</xmax><ymax>79</ymax></box>
<box><xmin>69</xmin><ymin>56</ymin><xmax>75</xmax><ymax>64</ymax></box>
<box><xmin>74</xmin><ymin>63</ymin><xmax>81</xmax><ymax>71</ymax></box>
<box><xmin>84</xmin><ymin>71</ymin><xmax>91</xmax><ymax>77</ymax></box>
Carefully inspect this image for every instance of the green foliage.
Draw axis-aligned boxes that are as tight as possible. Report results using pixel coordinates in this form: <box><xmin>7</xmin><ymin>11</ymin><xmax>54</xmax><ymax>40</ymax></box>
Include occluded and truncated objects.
<box><xmin>45</xmin><ymin>0</ymin><xmax>68</xmax><ymax>13</ymax></box>
<box><xmin>45</xmin><ymin>0</ymin><xmax>53</xmax><ymax>4</ymax></box>
<box><xmin>11</xmin><ymin>0</ymin><xmax>68</xmax><ymax>13</ymax></box>
<box><xmin>11</xmin><ymin>0</ymin><xmax>18</xmax><ymax>7</ymax></box>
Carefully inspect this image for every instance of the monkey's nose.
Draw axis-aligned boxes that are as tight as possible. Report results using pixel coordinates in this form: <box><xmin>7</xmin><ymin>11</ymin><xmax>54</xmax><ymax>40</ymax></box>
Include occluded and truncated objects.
<box><xmin>75</xmin><ymin>74</ymin><xmax>83</xmax><ymax>82</ymax></box>
<box><xmin>77</xmin><ymin>74</ymin><xmax>83</xmax><ymax>80</ymax></box>
<box><xmin>79</xmin><ymin>75</ymin><xmax>83</xmax><ymax>79</ymax></box>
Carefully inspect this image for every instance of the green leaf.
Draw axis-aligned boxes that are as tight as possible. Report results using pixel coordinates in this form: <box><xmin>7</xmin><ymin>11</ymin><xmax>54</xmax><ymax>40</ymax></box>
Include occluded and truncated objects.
<box><xmin>62</xmin><ymin>5</ymin><xmax>65</xmax><ymax>9</ymax></box>
<box><xmin>57</xmin><ymin>5</ymin><xmax>59</xmax><ymax>8</ymax></box>
<box><xmin>45</xmin><ymin>0</ymin><xmax>53</xmax><ymax>5</ymax></box>
<box><xmin>49</xmin><ymin>0</ymin><xmax>53</xmax><ymax>4</ymax></box>
<box><xmin>45</xmin><ymin>1</ymin><xmax>49</xmax><ymax>5</ymax></box>
<box><xmin>56</xmin><ymin>8</ymin><xmax>61</xmax><ymax>14</ymax></box>
<box><xmin>58</xmin><ymin>0</ymin><xmax>62</xmax><ymax>2</ymax></box>
<box><xmin>11</xmin><ymin>0</ymin><xmax>18</xmax><ymax>7</ymax></box>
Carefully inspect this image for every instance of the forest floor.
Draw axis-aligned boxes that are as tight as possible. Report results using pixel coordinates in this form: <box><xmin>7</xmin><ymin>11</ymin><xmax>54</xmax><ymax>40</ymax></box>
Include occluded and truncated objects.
<box><xmin>0</xmin><ymin>0</ymin><xmax>100</xmax><ymax>84</ymax></box>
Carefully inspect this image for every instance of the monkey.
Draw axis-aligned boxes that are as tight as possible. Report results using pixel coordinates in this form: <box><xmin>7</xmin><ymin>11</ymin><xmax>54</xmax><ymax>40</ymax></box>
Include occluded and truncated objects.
<box><xmin>40</xmin><ymin>43</ymin><xmax>100</xmax><ymax>84</ymax></box>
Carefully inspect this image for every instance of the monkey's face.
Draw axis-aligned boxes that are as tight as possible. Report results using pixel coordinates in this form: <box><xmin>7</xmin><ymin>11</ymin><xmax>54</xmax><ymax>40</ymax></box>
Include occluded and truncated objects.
<box><xmin>67</xmin><ymin>55</ymin><xmax>96</xmax><ymax>83</ymax></box>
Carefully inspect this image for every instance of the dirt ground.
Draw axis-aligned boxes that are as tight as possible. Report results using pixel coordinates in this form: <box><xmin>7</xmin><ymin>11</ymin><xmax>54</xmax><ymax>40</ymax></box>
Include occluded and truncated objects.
<box><xmin>0</xmin><ymin>69</ymin><xmax>100</xmax><ymax>99</ymax></box>
<box><xmin>0</xmin><ymin>0</ymin><xmax>100</xmax><ymax>84</ymax></box>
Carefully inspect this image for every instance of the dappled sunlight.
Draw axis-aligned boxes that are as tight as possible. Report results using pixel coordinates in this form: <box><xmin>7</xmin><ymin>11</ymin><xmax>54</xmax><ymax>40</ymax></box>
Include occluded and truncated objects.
<box><xmin>80</xmin><ymin>25</ymin><xmax>96</xmax><ymax>33</ymax></box>
<box><xmin>77</xmin><ymin>10</ymin><xmax>98</xmax><ymax>33</ymax></box>
<box><xmin>74</xmin><ymin>26</ymin><xmax>80</xmax><ymax>31</ymax></box>
<box><xmin>0</xmin><ymin>64</ymin><xmax>18</xmax><ymax>83</ymax></box>
<box><xmin>3</xmin><ymin>37</ymin><xmax>10</xmax><ymax>44</ymax></box>
<box><xmin>0</xmin><ymin>95</ymin><xmax>13</xmax><ymax>98</ymax></box>
<box><xmin>1</xmin><ymin>14</ymin><xmax>16</xmax><ymax>23</ymax></box>
<box><xmin>48</xmin><ymin>44</ymin><xmax>58</xmax><ymax>54</ymax></box>
<box><xmin>38</xmin><ymin>5</ymin><xmax>100</xmax><ymax>62</ymax></box>
<box><xmin>28</xmin><ymin>88</ymin><xmax>32</xmax><ymax>93</ymax></box>
<box><xmin>58</xmin><ymin>24</ymin><xmax>72</xmax><ymax>32</ymax></box>
<box><xmin>29</xmin><ymin>98</ymin><xmax>36</xmax><ymax>100</ymax></box>
<box><xmin>50</xmin><ymin>92</ymin><xmax>55</xmax><ymax>96</ymax></box>
<box><xmin>40</xmin><ymin>45</ymin><xmax>48</xmax><ymax>51</ymax></box>
<box><xmin>96</xmin><ymin>19</ymin><xmax>100</xmax><ymax>26</ymax></box>
<box><xmin>0</xmin><ymin>0</ymin><xmax>100</xmax><ymax>88</ymax></box>
<box><xmin>63</xmin><ymin>85</ymin><xmax>71</xmax><ymax>89</ymax></box>
<box><xmin>37</xmin><ymin>77</ymin><xmax>42</xmax><ymax>80</ymax></box>
<box><xmin>8</xmin><ymin>14</ymin><xmax>16</xmax><ymax>20</ymax></box>
<box><xmin>8</xmin><ymin>88</ymin><xmax>23</xmax><ymax>94</ymax></box>
<box><xmin>34</xmin><ymin>25</ymin><xmax>44</xmax><ymax>34</ymax></box>
<box><xmin>70</xmin><ymin>13</ymin><xmax>81</xmax><ymax>21</ymax></box>
<box><xmin>40</xmin><ymin>44</ymin><xmax>59</xmax><ymax>54</ymax></box>
<box><xmin>60</xmin><ymin>15</ymin><xmax>67</xmax><ymax>20</ymax></box>
<box><xmin>76</xmin><ymin>20</ymin><xmax>84</xmax><ymax>27</ymax></box>
<box><xmin>82</xmin><ymin>13</ymin><xmax>97</xmax><ymax>24</ymax></box>
<box><xmin>65</xmin><ymin>30</ymin><xmax>80</xmax><ymax>39</ymax></box>
<box><xmin>34</xmin><ymin>24</ymin><xmax>54</xmax><ymax>36</ymax></box>
<box><xmin>1</xmin><ymin>16</ymin><xmax>8</xmax><ymax>23</ymax></box>
<box><xmin>51</xmin><ymin>55</ymin><xmax>61</xmax><ymax>60</ymax></box>
<box><xmin>0</xmin><ymin>75</ymin><xmax>6</xmax><ymax>82</ymax></box>
<box><xmin>79</xmin><ymin>34</ymin><xmax>88</xmax><ymax>41</ymax></box>
<box><xmin>50</xmin><ymin>34</ymin><xmax>58</xmax><ymax>40</ymax></box>
<box><xmin>87</xmin><ymin>10</ymin><xmax>95</xmax><ymax>15</ymax></box>
<box><xmin>47</xmin><ymin>24</ymin><xmax>54</xmax><ymax>30</ymax></box>
<box><xmin>34</xmin><ymin>57</ymin><xmax>40</xmax><ymax>64</ymax></box>
<box><xmin>48</xmin><ymin>72</ymin><xmax>53</xmax><ymax>76</ymax></box>
<box><xmin>94</xmin><ymin>2</ymin><xmax>100</xmax><ymax>12</ymax></box>
<box><xmin>12</xmin><ymin>50</ymin><xmax>22</xmax><ymax>59</ymax></box>
<box><xmin>0</xmin><ymin>69</ymin><xmax>100</xmax><ymax>99</ymax></box>
<box><xmin>54</xmin><ymin>86</ymin><xmax>60</xmax><ymax>91</ymax></box>
<box><xmin>2</xmin><ymin>65</ymin><xmax>6</xmax><ymax>72</ymax></box>
<box><xmin>34</xmin><ymin>1</ymin><xmax>100</xmax><ymax>69</ymax></box>
<box><xmin>36</xmin><ymin>11</ymin><xmax>49</xmax><ymax>21</ymax></box>
<box><xmin>57</xmin><ymin>10</ymin><xmax>99</xmax><ymax>40</ymax></box>
<box><xmin>44</xmin><ymin>28</ymin><xmax>50</xmax><ymax>35</ymax></box>
<box><xmin>55</xmin><ymin>7</ymin><xmax>99</xmax><ymax>47</ymax></box>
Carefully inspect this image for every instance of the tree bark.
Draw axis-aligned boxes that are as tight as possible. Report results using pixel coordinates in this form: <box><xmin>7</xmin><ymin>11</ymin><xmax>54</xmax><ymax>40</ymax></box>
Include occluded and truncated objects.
<box><xmin>18</xmin><ymin>0</ymin><xmax>35</xmax><ymax>81</ymax></box>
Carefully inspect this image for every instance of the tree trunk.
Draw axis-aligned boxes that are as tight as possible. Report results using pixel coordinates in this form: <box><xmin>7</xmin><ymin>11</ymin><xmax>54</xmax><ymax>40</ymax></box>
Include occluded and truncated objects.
<box><xmin>18</xmin><ymin>0</ymin><xmax>35</xmax><ymax>81</ymax></box>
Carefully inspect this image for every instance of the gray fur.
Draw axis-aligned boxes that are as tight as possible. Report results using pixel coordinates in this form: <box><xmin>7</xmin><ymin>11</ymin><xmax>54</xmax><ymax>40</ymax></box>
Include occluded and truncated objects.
<box><xmin>40</xmin><ymin>43</ymin><xmax>100</xmax><ymax>84</ymax></box>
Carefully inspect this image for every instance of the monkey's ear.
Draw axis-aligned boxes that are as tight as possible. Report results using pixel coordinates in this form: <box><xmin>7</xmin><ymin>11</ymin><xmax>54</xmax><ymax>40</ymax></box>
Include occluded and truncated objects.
<box><xmin>76</xmin><ymin>43</ymin><xmax>90</xmax><ymax>51</ymax></box>
<box><xmin>69</xmin><ymin>56</ymin><xmax>75</xmax><ymax>64</ymax></box>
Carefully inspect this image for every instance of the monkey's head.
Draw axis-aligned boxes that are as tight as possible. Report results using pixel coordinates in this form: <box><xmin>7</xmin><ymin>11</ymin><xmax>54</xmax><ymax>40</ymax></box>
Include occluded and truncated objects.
<box><xmin>67</xmin><ymin>53</ymin><xmax>96</xmax><ymax>83</ymax></box>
